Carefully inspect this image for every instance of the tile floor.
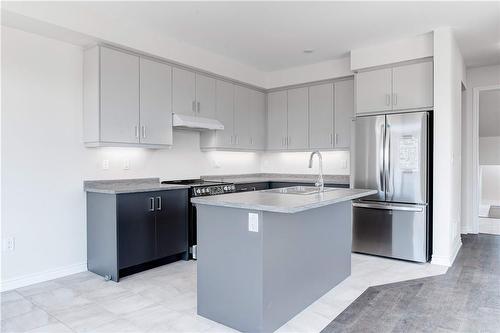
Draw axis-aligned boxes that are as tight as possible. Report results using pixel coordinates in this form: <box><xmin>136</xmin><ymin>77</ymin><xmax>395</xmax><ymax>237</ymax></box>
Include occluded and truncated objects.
<box><xmin>1</xmin><ymin>254</ymin><xmax>447</xmax><ymax>333</ymax></box>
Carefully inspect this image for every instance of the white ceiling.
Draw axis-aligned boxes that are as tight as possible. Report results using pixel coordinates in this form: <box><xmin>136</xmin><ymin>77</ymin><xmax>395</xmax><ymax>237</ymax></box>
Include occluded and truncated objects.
<box><xmin>4</xmin><ymin>1</ymin><xmax>500</xmax><ymax>71</ymax></box>
<box><xmin>479</xmin><ymin>89</ymin><xmax>500</xmax><ymax>137</ymax></box>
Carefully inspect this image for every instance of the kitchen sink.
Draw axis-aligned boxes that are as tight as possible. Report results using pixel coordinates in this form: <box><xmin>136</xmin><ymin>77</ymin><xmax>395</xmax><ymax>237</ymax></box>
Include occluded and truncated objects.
<box><xmin>264</xmin><ymin>186</ymin><xmax>339</xmax><ymax>195</ymax></box>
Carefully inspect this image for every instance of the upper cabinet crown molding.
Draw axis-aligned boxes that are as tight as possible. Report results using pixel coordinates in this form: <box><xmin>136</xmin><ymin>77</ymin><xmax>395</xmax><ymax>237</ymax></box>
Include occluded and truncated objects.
<box><xmin>83</xmin><ymin>45</ymin><xmax>173</xmax><ymax>148</ymax></box>
<box><xmin>355</xmin><ymin>60</ymin><xmax>433</xmax><ymax>115</ymax></box>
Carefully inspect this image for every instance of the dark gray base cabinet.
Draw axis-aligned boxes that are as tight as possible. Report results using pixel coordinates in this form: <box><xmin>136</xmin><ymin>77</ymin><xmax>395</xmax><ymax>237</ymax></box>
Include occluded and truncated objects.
<box><xmin>87</xmin><ymin>189</ymin><xmax>188</xmax><ymax>282</ymax></box>
<box><xmin>235</xmin><ymin>181</ymin><xmax>349</xmax><ymax>192</ymax></box>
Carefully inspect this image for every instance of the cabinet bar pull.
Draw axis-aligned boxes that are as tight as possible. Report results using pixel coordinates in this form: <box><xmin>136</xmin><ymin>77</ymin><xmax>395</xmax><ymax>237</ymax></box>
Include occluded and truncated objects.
<box><xmin>149</xmin><ymin>197</ymin><xmax>155</xmax><ymax>211</ymax></box>
<box><xmin>156</xmin><ymin>197</ymin><xmax>161</xmax><ymax>211</ymax></box>
<box><xmin>192</xmin><ymin>100</ymin><xmax>196</xmax><ymax>112</ymax></box>
<box><xmin>288</xmin><ymin>136</ymin><xmax>291</xmax><ymax>146</ymax></box>
<box><xmin>141</xmin><ymin>125</ymin><xmax>146</xmax><ymax>138</ymax></box>
<box><xmin>385</xmin><ymin>94</ymin><xmax>391</xmax><ymax>106</ymax></box>
<box><xmin>134</xmin><ymin>126</ymin><xmax>139</xmax><ymax>138</ymax></box>
<box><xmin>335</xmin><ymin>134</ymin><xmax>339</xmax><ymax>145</ymax></box>
<box><xmin>330</xmin><ymin>133</ymin><xmax>333</xmax><ymax>145</ymax></box>
<box><xmin>197</xmin><ymin>101</ymin><xmax>200</xmax><ymax>113</ymax></box>
<box><xmin>393</xmin><ymin>93</ymin><xmax>397</xmax><ymax>106</ymax></box>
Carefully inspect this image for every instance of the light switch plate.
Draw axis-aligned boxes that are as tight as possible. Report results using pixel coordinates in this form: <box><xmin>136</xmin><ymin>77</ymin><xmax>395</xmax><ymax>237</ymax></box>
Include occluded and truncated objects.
<box><xmin>248</xmin><ymin>213</ymin><xmax>259</xmax><ymax>232</ymax></box>
<box><xmin>102</xmin><ymin>159</ymin><xmax>109</xmax><ymax>170</ymax></box>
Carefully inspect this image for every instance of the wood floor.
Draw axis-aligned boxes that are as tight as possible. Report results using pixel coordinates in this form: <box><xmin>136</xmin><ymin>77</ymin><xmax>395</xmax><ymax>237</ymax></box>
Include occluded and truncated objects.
<box><xmin>321</xmin><ymin>234</ymin><xmax>500</xmax><ymax>333</ymax></box>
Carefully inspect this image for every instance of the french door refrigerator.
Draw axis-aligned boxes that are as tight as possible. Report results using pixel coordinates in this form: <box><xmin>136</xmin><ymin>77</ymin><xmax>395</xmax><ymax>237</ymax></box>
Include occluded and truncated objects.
<box><xmin>353</xmin><ymin>111</ymin><xmax>430</xmax><ymax>262</ymax></box>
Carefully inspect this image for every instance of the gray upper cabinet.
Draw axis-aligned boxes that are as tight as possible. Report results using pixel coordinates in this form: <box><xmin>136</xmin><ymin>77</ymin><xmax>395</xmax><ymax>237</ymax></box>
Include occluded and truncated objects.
<box><xmin>356</xmin><ymin>68</ymin><xmax>392</xmax><ymax>114</ymax></box>
<box><xmin>195</xmin><ymin>74</ymin><xmax>216</xmax><ymax>118</ymax></box>
<box><xmin>309</xmin><ymin>83</ymin><xmax>334</xmax><ymax>149</ymax></box>
<box><xmin>334</xmin><ymin>80</ymin><xmax>354</xmax><ymax>148</ymax></box>
<box><xmin>287</xmin><ymin>87</ymin><xmax>309</xmax><ymax>150</ymax></box>
<box><xmin>139</xmin><ymin>58</ymin><xmax>173</xmax><ymax>146</ymax></box>
<box><xmin>234</xmin><ymin>85</ymin><xmax>253</xmax><ymax>149</ymax></box>
<box><xmin>267</xmin><ymin>91</ymin><xmax>288</xmax><ymax>150</ymax></box>
<box><xmin>355</xmin><ymin>61</ymin><xmax>433</xmax><ymax>114</ymax></box>
<box><xmin>172</xmin><ymin>67</ymin><xmax>196</xmax><ymax>116</ymax></box>
<box><xmin>392</xmin><ymin>61</ymin><xmax>433</xmax><ymax>110</ymax></box>
<box><xmin>83</xmin><ymin>46</ymin><xmax>172</xmax><ymax>147</ymax></box>
<box><xmin>215</xmin><ymin>80</ymin><xmax>235</xmax><ymax>148</ymax></box>
<box><xmin>100</xmin><ymin>47</ymin><xmax>140</xmax><ymax>144</ymax></box>
<box><xmin>250</xmin><ymin>90</ymin><xmax>266</xmax><ymax>150</ymax></box>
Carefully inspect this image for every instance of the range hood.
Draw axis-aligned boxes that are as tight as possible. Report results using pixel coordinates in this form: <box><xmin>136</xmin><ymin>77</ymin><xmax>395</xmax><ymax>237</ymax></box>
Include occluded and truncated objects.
<box><xmin>172</xmin><ymin>113</ymin><xmax>224</xmax><ymax>131</ymax></box>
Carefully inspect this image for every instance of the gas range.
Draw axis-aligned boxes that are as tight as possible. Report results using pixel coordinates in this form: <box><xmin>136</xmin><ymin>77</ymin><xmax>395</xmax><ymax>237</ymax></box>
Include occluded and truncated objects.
<box><xmin>161</xmin><ymin>179</ymin><xmax>236</xmax><ymax>197</ymax></box>
<box><xmin>161</xmin><ymin>178</ymin><xmax>236</xmax><ymax>260</ymax></box>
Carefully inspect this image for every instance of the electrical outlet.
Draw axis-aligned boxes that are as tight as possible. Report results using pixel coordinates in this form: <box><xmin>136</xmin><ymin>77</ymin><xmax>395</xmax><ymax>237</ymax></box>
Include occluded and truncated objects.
<box><xmin>340</xmin><ymin>159</ymin><xmax>348</xmax><ymax>169</ymax></box>
<box><xmin>3</xmin><ymin>237</ymin><xmax>15</xmax><ymax>252</ymax></box>
<box><xmin>102</xmin><ymin>159</ymin><xmax>109</xmax><ymax>170</ymax></box>
<box><xmin>248</xmin><ymin>213</ymin><xmax>259</xmax><ymax>232</ymax></box>
<box><xmin>123</xmin><ymin>159</ymin><xmax>130</xmax><ymax>170</ymax></box>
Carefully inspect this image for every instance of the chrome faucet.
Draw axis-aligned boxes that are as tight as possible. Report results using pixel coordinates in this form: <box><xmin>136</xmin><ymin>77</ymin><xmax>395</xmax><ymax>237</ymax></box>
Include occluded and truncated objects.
<box><xmin>308</xmin><ymin>151</ymin><xmax>324</xmax><ymax>192</ymax></box>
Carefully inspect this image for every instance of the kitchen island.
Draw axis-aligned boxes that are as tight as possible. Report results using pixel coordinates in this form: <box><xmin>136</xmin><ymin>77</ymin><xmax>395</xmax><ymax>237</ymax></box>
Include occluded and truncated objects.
<box><xmin>191</xmin><ymin>187</ymin><xmax>376</xmax><ymax>333</ymax></box>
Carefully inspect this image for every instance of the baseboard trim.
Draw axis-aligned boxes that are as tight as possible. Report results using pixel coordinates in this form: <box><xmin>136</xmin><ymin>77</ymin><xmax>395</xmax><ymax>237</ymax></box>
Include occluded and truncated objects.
<box><xmin>0</xmin><ymin>262</ymin><xmax>87</xmax><ymax>292</ymax></box>
<box><xmin>431</xmin><ymin>238</ymin><xmax>462</xmax><ymax>267</ymax></box>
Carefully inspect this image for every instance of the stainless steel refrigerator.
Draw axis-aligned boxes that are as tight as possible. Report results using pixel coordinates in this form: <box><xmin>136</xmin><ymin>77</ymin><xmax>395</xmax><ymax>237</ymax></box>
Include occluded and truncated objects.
<box><xmin>353</xmin><ymin>111</ymin><xmax>430</xmax><ymax>262</ymax></box>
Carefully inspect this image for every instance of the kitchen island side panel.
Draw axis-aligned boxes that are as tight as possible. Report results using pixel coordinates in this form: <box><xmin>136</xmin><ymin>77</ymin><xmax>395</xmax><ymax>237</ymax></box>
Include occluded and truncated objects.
<box><xmin>196</xmin><ymin>205</ymin><xmax>264</xmax><ymax>332</ymax></box>
<box><xmin>262</xmin><ymin>201</ymin><xmax>352</xmax><ymax>332</ymax></box>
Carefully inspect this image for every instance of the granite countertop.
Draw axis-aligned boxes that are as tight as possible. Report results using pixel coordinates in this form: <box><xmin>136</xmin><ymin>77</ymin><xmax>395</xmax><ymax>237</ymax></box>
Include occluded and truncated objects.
<box><xmin>84</xmin><ymin>178</ymin><xmax>190</xmax><ymax>194</ymax></box>
<box><xmin>201</xmin><ymin>173</ymin><xmax>350</xmax><ymax>185</ymax></box>
<box><xmin>191</xmin><ymin>188</ymin><xmax>376</xmax><ymax>213</ymax></box>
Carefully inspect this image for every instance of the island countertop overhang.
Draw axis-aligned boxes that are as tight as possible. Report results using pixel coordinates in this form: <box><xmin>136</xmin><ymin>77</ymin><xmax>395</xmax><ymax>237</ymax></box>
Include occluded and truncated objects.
<box><xmin>190</xmin><ymin>188</ymin><xmax>377</xmax><ymax>213</ymax></box>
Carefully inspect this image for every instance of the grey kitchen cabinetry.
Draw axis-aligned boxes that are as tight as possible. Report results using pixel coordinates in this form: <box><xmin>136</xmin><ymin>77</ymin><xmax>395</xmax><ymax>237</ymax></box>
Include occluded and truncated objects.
<box><xmin>355</xmin><ymin>61</ymin><xmax>433</xmax><ymax>114</ymax></box>
<box><xmin>267</xmin><ymin>87</ymin><xmax>308</xmax><ymax>150</ymax></box>
<box><xmin>87</xmin><ymin>189</ymin><xmax>188</xmax><ymax>282</ymax></box>
<box><xmin>83</xmin><ymin>45</ymin><xmax>173</xmax><ymax>147</ymax></box>
<box><xmin>200</xmin><ymin>80</ymin><xmax>235</xmax><ymax>148</ymax></box>
<box><xmin>139</xmin><ymin>58</ymin><xmax>173</xmax><ymax>145</ymax></box>
<box><xmin>355</xmin><ymin>68</ymin><xmax>392</xmax><ymax>114</ymax></box>
<box><xmin>200</xmin><ymin>82</ymin><xmax>266</xmax><ymax>151</ymax></box>
<box><xmin>392</xmin><ymin>61</ymin><xmax>433</xmax><ymax>111</ymax></box>
<box><xmin>233</xmin><ymin>85</ymin><xmax>266</xmax><ymax>150</ymax></box>
<box><xmin>309</xmin><ymin>83</ymin><xmax>334</xmax><ymax>149</ymax></box>
<box><xmin>334</xmin><ymin>79</ymin><xmax>354</xmax><ymax>148</ymax></box>
<box><xmin>172</xmin><ymin>67</ymin><xmax>216</xmax><ymax>118</ymax></box>
<box><xmin>287</xmin><ymin>87</ymin><xmax>309</xmax><ymax>150</ymax></box>
<box><xmin>267</xmin><ymin>90</ymin><xmax>288</xmax><ymax>150</ymax></box>
<box><xmin>172</xmin><ymin>67</ymin><xmax>196</xmax><ymax>116</ymax></box>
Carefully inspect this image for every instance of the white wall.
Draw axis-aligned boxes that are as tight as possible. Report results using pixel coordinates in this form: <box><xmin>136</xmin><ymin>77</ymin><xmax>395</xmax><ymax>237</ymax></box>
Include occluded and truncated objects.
<box><xmin>2</xmin><ymin>4</ymin><xmax>267</xmax><ymax>87</ymax></box>
<box><xmin>461</xmin><ymin>64</ymin><xmax>500</xmax><ymax>233</ymax></box>
<box><xmin>480</xmin><ymin>165</ymin><xmax>500</xmax><ymax>205</ymax></box>
<box><xmin>431</xmin><ymin>27</ymin><xmax>465</xmax><ymax>266</ymax></box>
<box><xmin>265</xmin><ymin>57</ymin><xmax>352</xmax><ymax>89</ymax></box>
<box><xmin>350</xmin><ymin>32</ymin><xmax>433</xmax><ymax>70</ymax></box>
<box><xmin>261</xmin><ymin>151</ymin><xmax>350</xmax><ymax>175</ymax></box>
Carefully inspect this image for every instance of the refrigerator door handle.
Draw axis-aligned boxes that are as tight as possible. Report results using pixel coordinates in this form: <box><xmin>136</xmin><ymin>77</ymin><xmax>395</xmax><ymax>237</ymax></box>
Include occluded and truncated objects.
<box><xmin>379</xmin><ymin>123</ymin><xmax>385</xmax><ymax>193</ymax></box>
<box><xmin>353</xmin><ymin>202</ymin><xmax>424</xmax><ymax>212</ymax></box>
<box><xmin>385</xmin><ymin>123</ymin><xmax>391</xmax><ymax>199</ymax></box>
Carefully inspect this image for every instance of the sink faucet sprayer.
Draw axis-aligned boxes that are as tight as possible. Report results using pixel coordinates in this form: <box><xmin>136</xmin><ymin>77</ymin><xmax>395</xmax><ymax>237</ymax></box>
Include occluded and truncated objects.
<box><xmin>308</xmin><ymin>151</ymin><xmax>324</xmax><ymax>192</ymax></box>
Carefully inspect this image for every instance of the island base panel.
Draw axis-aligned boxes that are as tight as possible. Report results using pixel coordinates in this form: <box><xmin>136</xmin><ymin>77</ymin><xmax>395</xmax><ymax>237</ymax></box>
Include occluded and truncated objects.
<box><xmin>197</xmin><ymin>201</ymin><xmax>352</xmax><ymax>333</ymax></box>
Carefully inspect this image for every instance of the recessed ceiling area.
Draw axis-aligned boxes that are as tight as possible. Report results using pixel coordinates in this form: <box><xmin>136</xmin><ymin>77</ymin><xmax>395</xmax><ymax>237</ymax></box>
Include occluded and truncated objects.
<box><xmin>3</xmin><ymin>1</ymin><xmax>500</xmax><ymax>71</ymax></box>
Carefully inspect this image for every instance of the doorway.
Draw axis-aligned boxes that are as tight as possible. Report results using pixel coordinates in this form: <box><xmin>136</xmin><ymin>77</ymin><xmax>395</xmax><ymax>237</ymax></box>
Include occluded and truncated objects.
<box><xmin>475</xmin><ymin>87</ymin><xmax>500</xmax><ymax>234</ymax></box>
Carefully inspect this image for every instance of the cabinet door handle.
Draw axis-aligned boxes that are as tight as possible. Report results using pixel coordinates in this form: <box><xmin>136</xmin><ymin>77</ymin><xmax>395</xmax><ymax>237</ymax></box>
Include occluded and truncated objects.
<box><xmin>192</xmin><ymin>100</ymin><xmax>196</xmax><ymax>112</ymax></box>
<box><xmin>149</xmin><ymin>197</ymin><xmax>155</xmax><ymax>211</ymax></box>
<box><xmin>335</xmin><ymin>134</ymin><xmax>339</xmax><ymax>145</ymax></box>
<box><xmin>330</xmin><ymin>133</ymin><xmax>333</xmax><ymax>145</ymax></box>
<box><xmin>134</xmin><ymin>126</ymin><xmax>139</xmax><ymax>138</ymax></box>
<box><xmin>288</xmin><ymin>136</ymin><xmax>291</xmax><ymax>146</ymax></box>
<box><xmin>156</xmin><ymin>197</ymin><xmax>162</xmax><ymax>211</ymax></box>
<box><xmin>393</xmin><ymin>93</ymin><xmax>397</xmax><ymax>106</ymax></box>
<box><xmin>385</xmin><ymin>94</ymin><xmax>391</xmax><ymax>106</ymax></box>
<box><xmin>197</xmin><ymin>101</ymin><xmax>200</xmax><ymax>113</ymax></box>
<box><xmin>141</xmin><ymin>125</ymin><xmax>146</xmax><ymax>138</ymax></box>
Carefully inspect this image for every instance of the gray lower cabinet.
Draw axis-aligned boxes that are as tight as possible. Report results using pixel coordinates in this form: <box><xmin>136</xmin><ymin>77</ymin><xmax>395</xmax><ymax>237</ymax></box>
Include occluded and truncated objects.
<box><xmin>87</xmin><ymin>189</ymin><xmax>188</xmax><ymax>282</ymax></box>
